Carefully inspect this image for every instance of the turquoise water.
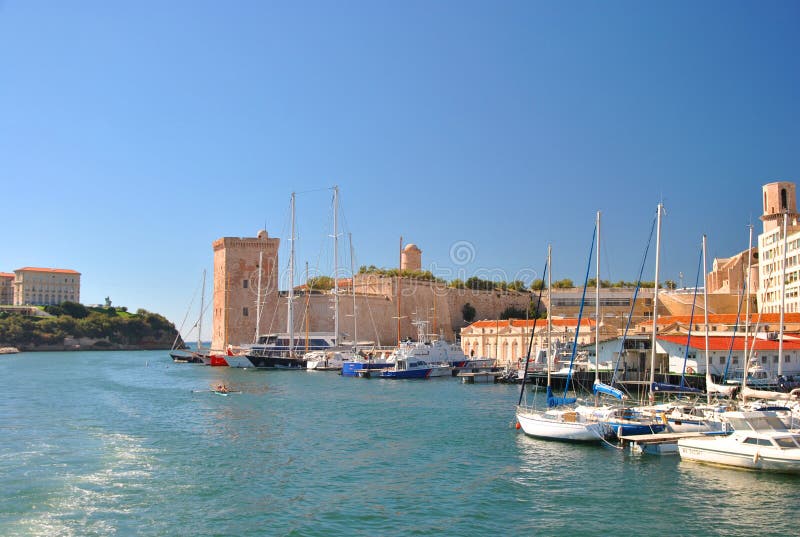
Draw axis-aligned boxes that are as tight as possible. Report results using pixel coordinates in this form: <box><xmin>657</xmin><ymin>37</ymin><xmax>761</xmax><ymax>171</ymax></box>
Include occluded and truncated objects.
<box><xmin>1</xmin><ymin>351</ymin><xmax>798</xmax><ymax>536</ymax></box>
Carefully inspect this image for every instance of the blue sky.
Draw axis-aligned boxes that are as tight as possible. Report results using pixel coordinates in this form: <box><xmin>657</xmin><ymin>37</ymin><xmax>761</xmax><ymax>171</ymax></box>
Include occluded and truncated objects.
<box><xmin>2</xmin><ymin>1</ymin><xmax>798</xmax><ymax>340</ymax></box>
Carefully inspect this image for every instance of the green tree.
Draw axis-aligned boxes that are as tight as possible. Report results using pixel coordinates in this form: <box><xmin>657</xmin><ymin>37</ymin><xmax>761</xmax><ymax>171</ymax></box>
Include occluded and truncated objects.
<box><xmin>61</xmin><ymin>301</ymin><xmax>89</xmax><ymax>319</ymax></box>
<box><xmin>461</xmin><ymin>302</ymin><xmax>476</xmax><ymax>323</ymax></box>
<box><xmin>307</xmin><ymin>276</ymin><xmax>335</xmax><ymax>291</ymax></box>
<box><xmin>507</xmin><ymin>280</ymin><xmax>527</xmax><ymax>292</ymax></box>
<box><xmin>500</xmin><ymin>306</ymin><xmax>527</xmax><ymax>320</ymax></box>
<box><xmin>530</xmin><ymin>279</ymin><xmax>546</xmax><ymax>291</ymax></box>
<box><xmin>552</xmin><ymin>279</ymin><xmax>574</xmax><ymax>289</ymax></box>
<box><xmin>449</xmin><ymin>279</ymin><xmax>466</xmax><ymax>289</ymax></box>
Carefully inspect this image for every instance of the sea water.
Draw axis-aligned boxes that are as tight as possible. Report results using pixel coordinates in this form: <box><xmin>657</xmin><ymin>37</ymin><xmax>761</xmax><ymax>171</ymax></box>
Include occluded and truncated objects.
<box><xmin>1</xmin><ymin>351</ymin><xmax>798</xmax><ymax>536</ymax></box>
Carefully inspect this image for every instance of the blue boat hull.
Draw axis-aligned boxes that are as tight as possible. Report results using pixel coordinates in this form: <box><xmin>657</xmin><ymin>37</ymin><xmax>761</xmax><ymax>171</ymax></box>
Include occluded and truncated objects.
<box><xmin>341</xmin><ymin>361</ymin><xmax>392</xmax><ymax>377</ymax></box>
<box><xmin>607</xmin><ymin>422</ymin><xmax>666</xmax><ymax>437</ymax></box>
<box><xmin>379</xmin><ymin>368</ymin><xmax>432</xmax><ymax>379</ymax></box>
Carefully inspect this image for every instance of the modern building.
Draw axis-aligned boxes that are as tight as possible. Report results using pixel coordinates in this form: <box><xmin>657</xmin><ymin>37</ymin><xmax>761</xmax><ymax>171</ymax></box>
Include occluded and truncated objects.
<box><xmin>12</xmin><ymin>267</ymin><xmax>81</xmax><ymax>306</ymax></box>
<box><xmin>0</xmin><ymin>273</ymin><xmax>14</xmax><ymax>305</ymax></box>
<box><xmin>757</xmin><ymin>181</ymin><xmax>800</xmax><ymax>314</ymax></box>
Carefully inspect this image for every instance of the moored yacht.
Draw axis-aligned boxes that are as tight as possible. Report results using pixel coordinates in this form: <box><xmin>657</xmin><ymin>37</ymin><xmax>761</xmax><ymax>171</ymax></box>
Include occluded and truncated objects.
<box><xmin>677</xmin><ymin>411</ymin><xmax>800</xmax><ymax>473</ymax></box>
<box><xmin>378</xmin><ymin>355</ymin><xmax>433</xmax><ymax>379</ymax></box>
<box><xmin>233</xmin><ymin>332</ymin><xmax>336</xmax><ymax>369</ymax></box>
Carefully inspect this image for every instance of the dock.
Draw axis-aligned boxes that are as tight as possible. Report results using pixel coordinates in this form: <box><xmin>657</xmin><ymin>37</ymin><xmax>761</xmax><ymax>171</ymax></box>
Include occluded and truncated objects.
<box><xmin>618</xmin><ymin>431</ymin><xmax>714</xmax><ymax>455</ymax></box>
<box><xmin>458</xmin><ymin>370</ymin><xmax>504</xmax><ymax>384</ymax></box>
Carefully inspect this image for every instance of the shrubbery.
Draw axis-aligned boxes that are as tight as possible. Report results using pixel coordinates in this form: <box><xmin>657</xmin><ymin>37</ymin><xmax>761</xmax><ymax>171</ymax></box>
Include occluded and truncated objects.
<box><xmin>0</xmin><ymin>303</ymin><xmax>178</xmax><ymax>346</ymax></box>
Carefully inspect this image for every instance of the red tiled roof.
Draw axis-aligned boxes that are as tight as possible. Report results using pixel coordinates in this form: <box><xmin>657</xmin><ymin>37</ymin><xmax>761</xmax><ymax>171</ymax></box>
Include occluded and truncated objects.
<box><xmin>646</xmin><ymin>313</ymin><xmax>800</xmax><ymax>327</ymax></box>
<box><xmin>658</xmin><ymin>334</ymin><xmax>800</xmax><ymax>351</ymax></box>
<box><xmin>467</xmin><ymin>318</ymin><xmax>594</xmax><ymax>329</ymax></box>
<box><xmin>0</xmin><ymin>273</ymin><xmax>14</xmax><ymax>279</ymax></box>
<box><xmin>14</xmin><ymin>267</ymin><xmax>81</xmax><ymax>275</ymax></box>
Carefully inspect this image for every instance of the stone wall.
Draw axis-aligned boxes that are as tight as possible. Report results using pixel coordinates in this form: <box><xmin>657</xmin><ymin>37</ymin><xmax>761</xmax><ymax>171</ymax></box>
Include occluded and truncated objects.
<box><xmin>221</xmin><ymin>275</ymin><xmax>533</xmax><ymax>351</ymax></box>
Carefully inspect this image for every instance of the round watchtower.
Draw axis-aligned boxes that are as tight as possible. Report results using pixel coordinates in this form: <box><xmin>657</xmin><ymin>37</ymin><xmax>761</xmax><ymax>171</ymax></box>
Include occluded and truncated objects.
<box><xmin>401</xmin><ymin>243</ymin><xmax>422</xmax><ymax>271</ymax></box>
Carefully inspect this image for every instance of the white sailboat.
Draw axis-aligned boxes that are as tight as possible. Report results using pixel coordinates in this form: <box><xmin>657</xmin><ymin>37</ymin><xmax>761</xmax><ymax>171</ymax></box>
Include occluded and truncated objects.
<box><xmin>170</xmin><ymin>269</ymin><xmax>208</xmax><ymax>364</ymax></box>
<box><xmin>516</xmin><ymin>237</ymin><xmax>607</xmax><ymax>443</ymax></box>
<box><xmin>306</xmin><ymin>186</ymin><xmax>360</xmax><ymax>371</ymax></box>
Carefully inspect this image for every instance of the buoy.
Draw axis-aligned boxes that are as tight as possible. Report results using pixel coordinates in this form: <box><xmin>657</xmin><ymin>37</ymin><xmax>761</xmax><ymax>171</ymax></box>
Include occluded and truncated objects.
<box><xmin>515</xmin><ymin>422</ymin><xmax>521</xmax><ymax>430</ymax></box>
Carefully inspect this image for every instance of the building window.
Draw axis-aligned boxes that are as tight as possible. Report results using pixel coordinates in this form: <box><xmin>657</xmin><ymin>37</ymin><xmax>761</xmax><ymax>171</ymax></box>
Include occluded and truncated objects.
<box><xmin>785</xmin><ymin>355</ymin><xmax>791</xmax><ymax>363</ymax></box>
<box><xmin>243</xmin><ymin>280</ymin><xmax>249</xmax><ymax>289</ymax></box>
<box><xmin>732</xmin><ymin>357</ymin><xmax>739</xmax><ymax>364</ymax></box>
<box><xmin>719</xmin><ymin>356</ymin><xmax>725</xmax><ymax>364</ymax></box>
<box><xmin>243</xmin><ymin>307</ymin><xmax>249</xmax><ymax>316</ymax></box>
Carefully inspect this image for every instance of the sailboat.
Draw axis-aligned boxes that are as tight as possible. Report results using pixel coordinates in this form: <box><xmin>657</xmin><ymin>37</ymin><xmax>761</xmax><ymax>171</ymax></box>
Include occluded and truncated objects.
<box><xmin>516</xmin><ymin>233</ymin><xmax>607</xmax><ymax>443</ymax></box>
<box><xmin>306</xmin><ymin>187</ymin><xmax>362</xmax><ymax>371</ymax></box>
<box><xmin>170</xmin><ymin>269</ymin><xmax>208</xmax><ymax>364</ymax></box>
<box><xmin>239</xmin><ymin>192</ymin><xmax>314</xmax><ymax>369</ymax></box>
<box><xmin>569</xmin><ymin>211</ymin><xmax>665</xmax><ymax>438</ymax></box>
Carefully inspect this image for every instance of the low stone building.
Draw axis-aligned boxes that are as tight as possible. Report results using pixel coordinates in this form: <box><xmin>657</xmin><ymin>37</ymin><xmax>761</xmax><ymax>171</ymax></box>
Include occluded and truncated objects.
<box><xmin>460</xmin><ymin>317</ymin><xmax>618</xmax><ymax>368</ymax></box>
<box><xmin>0</xmin><ymin>273</ymin><xmax>13</xmax><ymax>305</ymax></box>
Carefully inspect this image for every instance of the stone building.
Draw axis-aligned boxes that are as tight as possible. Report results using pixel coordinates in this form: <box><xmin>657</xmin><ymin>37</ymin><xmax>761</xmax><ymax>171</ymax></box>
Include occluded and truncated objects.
<box><xmin>459</xmin><ymin>317</ymin><xmax>618</xmax><ymax>368</ymax></box>
<box><xmin>0</xmin><ymin>273</ymin><xmax>13</xmax><ymax>305</ymax></box>
<box><xmin>211</xmin><ymin>230</ymin><xmax>280</xmax><ymax>350</ymax></box>
<box><xmin>12</xmin><ymin>267</ymin><xmax>80</xmax><ymax>306</ymax></box>
<box><xmin>211</xmin><ymin>232</ymin><xmax>534</xmax><ymax>352</ymax></box>
<box><xmin>707</xmin><ymin>247</ymin><xmax>758</xmax><ymax>296</ymax></box>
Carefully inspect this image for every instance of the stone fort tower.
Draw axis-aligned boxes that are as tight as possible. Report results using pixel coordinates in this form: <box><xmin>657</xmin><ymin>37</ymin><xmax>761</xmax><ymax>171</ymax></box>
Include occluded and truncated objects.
<box><xmin>211</xmin><ymin>230</ymin><xmax>280</xmax><ymax>351</ymax></box>
<box><xmin>401</xmin><ymin>243</ymin><xmax>422</xmax><ymax>271</ymax></box>
<box><xmin>761</xmin><ymin>181</ymin><xmax>799</xmax><ymax>233</ymax></box>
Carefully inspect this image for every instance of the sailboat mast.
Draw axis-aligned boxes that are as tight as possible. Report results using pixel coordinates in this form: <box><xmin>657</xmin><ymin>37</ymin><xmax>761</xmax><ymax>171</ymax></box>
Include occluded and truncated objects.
<box><xmin>397</xmin><ymin>236</ymin><xmax>403</xmax><ymax>345</ymax></box>
<box><xmin>595</xmin><ymin>211</ymin><xmax>601</xmax><ymax>390</ymax></box>
<box><xmin>199</xmin><ymin>269</ymin><xmax>206</xmax><ymax>350</ymax></box>
<box><xmin>702</xmin><ymin>235</ymin><xmax>710</xmax><ymax>405</ymax></box>
<box><xmin>305</xmin><ymin>261</ymin><xmax>310</xmax><ymax>353</ymax></box>
<box><xmin>254</xmin><ymin>251</ymin><xmax>263</xmax><ymax>344</ymax></box>
<box><xmin>547</xmin><ymin>245</ymin><xmax>552</xmax><ymax>388</ymax></box>
<box><xmin>649</xmin><ymin>203</ymin><xmax>663</xmax><ymax>403</ymax></box>
<box><xmin>349</xmin><ymin>232</ymin><xmax>357</xmax><ymax>349</ymax></box>
<box><xmin>288</xmin><ymin>192</ymin><xmax>296</xmax><ymax>356</ymax></box>
<box><xmin>779</xmin><ymin>211</ymin><xmax>787</xmax><ymax>376</ymax></box>
<box><xmin>333</xmin><ymin>185</ymin><xmax>340</xmax><ymax>346</ymax></box>
<box><xmin>744</xmin><ymin>224</ymin><xmax>752</xmax><ymax>373</ymax></box>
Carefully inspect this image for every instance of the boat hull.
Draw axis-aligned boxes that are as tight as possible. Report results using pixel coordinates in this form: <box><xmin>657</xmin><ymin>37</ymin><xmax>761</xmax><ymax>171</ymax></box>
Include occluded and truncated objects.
<box><xmin>224</xmin><ymin>355</ymin><xmax>255</xmax><ymax>368</ymax></box>
<box><xmin>200</xmin><ymin>354</ymin><xmax>229</xmax><ymax>367</ymax></box>
<box><xmin>169</xmin><ymin>350</ymin><xmax>205</xmax><ymax>364</ymax></box>
<box><xmin>678</xmin><ymin>439</ymin><xmax>800</xmax><ymax>473</ymax></box>
<box><xmin>379</xmin><ymin>368</ymin><xmax>432</xmax><ymax>379</ymax></box>
<box><xmin>516</xmin><ymin>407</ymin><xmax>605</xmax><ymax>442</ymax></box>
<box><xmin>607</xmin><ymin>422</ymin><xmax>666</xmax><ymax>437</ymax></box>
<box><xmin>243</xmin><ymin>353</ymin><xmax>306</xmax><ymax>369</ymax></box>
<box><xmin>341</xmin><ymin>361</ymin><xmax>392</xmax><ymax>377</ymax></box>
